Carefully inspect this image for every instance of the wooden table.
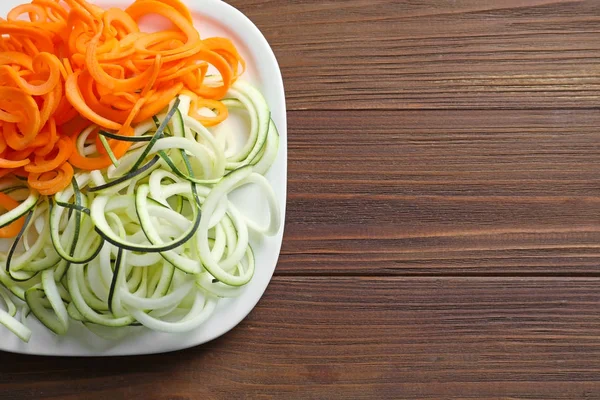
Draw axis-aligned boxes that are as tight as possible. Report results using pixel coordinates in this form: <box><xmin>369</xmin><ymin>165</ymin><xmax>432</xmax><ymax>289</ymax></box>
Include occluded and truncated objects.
<box><xmin>3</xmin><ymin>1</ymin><xmax>600</xmax><ymax>398</ymax></box>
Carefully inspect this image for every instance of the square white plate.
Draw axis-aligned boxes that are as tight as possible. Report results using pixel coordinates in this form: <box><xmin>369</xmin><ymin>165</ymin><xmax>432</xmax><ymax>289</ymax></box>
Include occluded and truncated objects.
<box><xmin>0</xmin><ymin>0</ymin><xmax>287</xmax><ymax>356</ymax></box>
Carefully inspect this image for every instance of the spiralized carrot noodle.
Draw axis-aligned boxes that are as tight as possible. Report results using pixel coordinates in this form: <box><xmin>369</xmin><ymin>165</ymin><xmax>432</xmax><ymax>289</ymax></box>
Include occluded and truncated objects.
<box><xmin>0</xmin><ymin>0</ymin><xmax>244</xmax><ymax>210</ymax></box>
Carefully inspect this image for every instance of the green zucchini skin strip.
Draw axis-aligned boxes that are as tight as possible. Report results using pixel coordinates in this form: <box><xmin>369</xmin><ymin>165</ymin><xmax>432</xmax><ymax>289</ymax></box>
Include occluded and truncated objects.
<box><xmin>107</xmin><ymin>248</ymin><xmax>124</xmax><ymax>315</ymax></box>
<box><xmin>98</xmin><ymin>130</ymin><xmax>153</xmax><ymax>143</ymax></box>
<box><xmin>0</xmin><ymin>191</ymin><xmax>38</xmax><ymax>229</ymax></box>
<box><xmin>49</xmin><ymin>199</ymin><xmax>105</xmax><ymax>265</ymax></box>
<box><xmin>6</xmin><ymin>210</ymin><xmax>34</xmax><ymax>273</ymax></box>
<box><xmin>129</xmin><ymin>98</ymin><xmax>181</xmax><ymax>172</ymax></box>
<box><xmin>88</xmin><ymin>156</ymin><xmax>160</xmax><ymax>193</ymax></box>
<box><xmin>91</xmin><ymin>193</ymin><xmax>202</xmax><ymax>253</ymax></box>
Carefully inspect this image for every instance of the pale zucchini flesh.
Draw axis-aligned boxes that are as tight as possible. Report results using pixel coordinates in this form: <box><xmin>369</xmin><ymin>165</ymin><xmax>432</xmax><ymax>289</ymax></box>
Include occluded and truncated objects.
<box><xmin>0</xmin><ymin>81</ymin><xmax>281</xmax><ymax>340</ymax></box>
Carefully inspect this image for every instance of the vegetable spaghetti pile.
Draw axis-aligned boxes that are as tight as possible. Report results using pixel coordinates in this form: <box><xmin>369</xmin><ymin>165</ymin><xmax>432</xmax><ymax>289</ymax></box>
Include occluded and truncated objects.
<box><xmin>0</xmin><ymin>0</ymin><xmax>281</xmax><ymax>343</ymax></box>
<box><xmin>0</xmin><ymin>0</ymin><xmax>243</xmax><ymax>194</ymax></box>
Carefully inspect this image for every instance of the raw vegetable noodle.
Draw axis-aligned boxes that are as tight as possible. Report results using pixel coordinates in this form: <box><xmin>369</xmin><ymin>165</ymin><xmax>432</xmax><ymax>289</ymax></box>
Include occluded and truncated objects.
<box><xmin>0</xmin><ymin>0</ymin><xmax>244</xmax><ymax>195</ymax></box>
<box><xmin>0</xmin><ymin>0</ymin><xmax>281</xmax><ymax>343</ymax></box>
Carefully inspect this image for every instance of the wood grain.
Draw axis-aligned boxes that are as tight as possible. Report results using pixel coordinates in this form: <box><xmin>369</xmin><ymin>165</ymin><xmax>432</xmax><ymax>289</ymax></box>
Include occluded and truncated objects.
<box><xmin>5</xmin><ymin>1</ymin><xmax>600</xmax><ymax>399</ymax></box>
<box><xmin>3</xmin><ymin>277</ymin><xmax>600</xmax><ymax>399</ymax></box>
<box><xmin>281</xmin><ymin>109</ymin><xmax>600</xmax><ymax>276</ymax></box>
<box><xmin>228</xmin><ymin>0</ymin><xmax>600</xmax><ymax>110</ymax></box>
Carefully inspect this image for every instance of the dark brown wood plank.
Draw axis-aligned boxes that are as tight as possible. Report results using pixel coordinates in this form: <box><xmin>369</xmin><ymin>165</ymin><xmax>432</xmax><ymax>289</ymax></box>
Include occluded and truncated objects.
<box><xmin>281</xmin><ymin>109</ymin><xmax>600</xmax><ymax>276</ymax></box>
<box><xmin>3</xmin><ymin>1</ymin><xmax>599</xmax><ymax>399</ymax></box>
<box><xmin>3</xmin><ymin>277</ymin><xmax>600</xmax><ymax>399</ymax></box>
<box><xmin>228</xmin><ymin>0</ymin><xmax>600</xmax><ymax>110</ymax></box>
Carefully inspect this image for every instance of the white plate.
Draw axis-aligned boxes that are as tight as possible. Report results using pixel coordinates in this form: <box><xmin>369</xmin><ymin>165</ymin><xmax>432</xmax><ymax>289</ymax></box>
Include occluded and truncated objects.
<box><xmin>0</xmin><ymin>0</ymin><xmax>287</xmax><ymax>356</ymax></box>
